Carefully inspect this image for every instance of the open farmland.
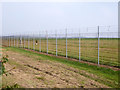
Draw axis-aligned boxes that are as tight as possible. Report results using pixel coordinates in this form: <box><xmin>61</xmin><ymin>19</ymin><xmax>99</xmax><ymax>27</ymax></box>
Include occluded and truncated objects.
<box><xmin>1</xmin><ymin>2</ymin><xmax>119</xmax><ymax>89</ymax></box>
<box><xmin>1</xmin><ymin>47</ymin><xmax>119</xmax><ymax>88</ymax></box>
<box><xmin>3</xmin><ymin>38</ymin><xmax>118</xmax><ymax>67</ymax></box>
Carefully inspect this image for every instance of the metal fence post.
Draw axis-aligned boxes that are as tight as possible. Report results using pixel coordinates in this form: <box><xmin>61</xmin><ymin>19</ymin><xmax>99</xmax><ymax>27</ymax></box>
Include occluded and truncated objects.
<box><xmin>33</xmin><ymin>34</ymin><xmax>35</xmax><ymax>50</ymax></box>
<box><xmin>28</xmin><ymin>35</ymin><xmax>29</xmax><ymax>49</ymax></box>
<box><xmin>98</xmin><ymin>26</ymin><xmax>100</xmax><ymax>65</ymax></box>
<box><xmin>14</xmin><ymin>36</ymin><xmax>15</xmax><ymax>47</ymax></box>
<box><xmin>39</xmin><ymin>32</ymin><xmax>41</xmax><ymax>52</ymax></box>
<box><xmin>17</xmin><ymin>36</ymin><xmax>18</xmax><ymax>47</ymax></box>
<box><xmin>9</xmin><ymin>36</ymin><xmax>10</xmax><ymax>47</ymax></box>
<box><xmin>56</xmin><ymin>30</ymin><xmax>57</xmax><ymax>56</ymax></box>
<box><xmin>6</xmin><ymin>37</ymin><xmax>7</xmax><ymax>46</ymax></box>
<box><xmin>18</xmin><ymin>35</ymin><xmax>21</xmax><ymax>48</ymax></box>
<box><xmin>46</xmin><ymin>31</ymin><xmax>48</xmax><ymax>54</ymax></box>
<box><xmin>7</xmin><ymin>36</ymin><xmax>8</xmax><ymax>46</ymax></box>
<box><xmin>79</xmin><ymin>29</ymin><xmax>81</xmax><ymax>62</ymax></box>
<box><xmin>12</xmin><ymin>36</ymin><xmax>13</xmax><ymax>47</ymax></box>
<box><xmin>66</xmin><ymin>28</ymin><xmax>67</xmax><ymax>58</ymax></box>
<box><xmin>18</xmin><ymin>36</ymin><xmax>19</xmax><ymax>48</ymax></box>
<box><xmin>23</xmin><ymin>36</ymin><xmax>24</xmax><ymax>48</ymax></box>
<box><xmin>20</xmin><ymin>35</ymin><xmax>22</xmax><ymax>48</ymax></box>
<box><xmin>11</xmin><ymin>37</ymin><xmax>12</xmax><ymax>47</ymax></box>
<box><xmin>24</xmin><ymin>36</ymin><xmax>25</xmax><ymax>48</ymax></box>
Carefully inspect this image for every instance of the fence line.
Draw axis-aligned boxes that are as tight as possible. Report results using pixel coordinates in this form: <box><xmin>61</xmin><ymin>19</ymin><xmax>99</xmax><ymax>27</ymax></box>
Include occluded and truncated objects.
<box><xmin>66</xmin><ymin>28</ymin><xmax>67</xmax><ymax>58</ymax></box>
<box><xmin>28</xmin><ymin>35</ymin><xmax>29</xmax><ymax>49</ymax></box>
<box><xmin>46</xmin><ymin>31</ymin><xmax>48</xmax><ymax>54</ymax></box>
<box><xmin>33</xmin><ymin>34</ymin><xmax>35</xmax><ymax>50</ymax></box>
<box><xmin>2</xmin><ymin>26</ymin><xmax>119</xmax><ymax>67</ymax></box>
<box><xmin>39</xmin><ymin>33</ymin><xmax>41</xmax><ymax>52</ymax></box>
<box><xmin>98</xmin><ymin>26</ymin><xmax>100</xmax><ymax>65</ymax></box>
<box><xmin>79</xmin><ymin>29</ymin><xmax>81</xmax><ymax>62</ymax></box>
<box><xmin>14</xmin><ymin>36</ymin><xmax>15</xmax><ymax>47</ymax></box>
<box><xmin>56</xmin><ymin>31</ymin><xmax>57</xmax><ymax>56</ymax></box>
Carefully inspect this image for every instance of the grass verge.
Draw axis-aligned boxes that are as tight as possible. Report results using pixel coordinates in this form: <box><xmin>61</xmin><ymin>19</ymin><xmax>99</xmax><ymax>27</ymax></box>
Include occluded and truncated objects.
<box><xmin>4</xmin><ymin>47</ymin><xmax>119</xmax><ymax>88</ymax></box>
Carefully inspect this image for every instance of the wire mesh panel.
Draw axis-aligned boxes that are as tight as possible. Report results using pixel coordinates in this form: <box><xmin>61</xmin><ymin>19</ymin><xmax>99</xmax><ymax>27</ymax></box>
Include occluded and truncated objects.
<box><xmin>48</xmin><ymin>31</ymin><xmax>56</xmax><ymax>55</ymax></box>
<box><xmin>41</xmin><ymin>31</ymin><xmax>47</xmax><ymax>53</ymax></box>
<box><xmin>2</xmin><ymin>25</ymin><xmax>118</xmax><ymax>67</ymax></box>
<box><xmin>13</xmin><ymin>36</ymin><xmax>15</xmax><ymax>47</ymax></box>
<box><xmin>10</xmin><ymin>37</ymin><xmax>12</xmax><ymax>47</ymax></box>
<box><xmin>2</xmin><ymin>37</ymin><xmax>4</xmax><ymax>46</ymax></box>
<box><xmin>12</xmin><ymin>37</ymin><xmax>14</xmax><ymax>47</ymax></box>
<box><xmin>7</xmin><ymin>37</ymin><xmax>9</xmax><ymax>46</ymax></box>
<box><xmin>2</xmin><ymin>37</ymin><xmax>7</xmax><ymax>46</ymax></box>
<box><xmin>21</xmin><ymin>36</ymin><xmax>23</xmax><ymax>48</ymax></box>
<box><xmin>99</xmin><ymin>26</ymin><xmax>118</xmax><ymax>67</ymax></box>
<box><xmin>80</xmin><ymin>27</ymin><xmax>98</xmax><ymax>63</ymax></box>
<box><xmin>41</xmin><ymin>38</ymin><xmax>47</xmax><ymax>53</ymax></box>
<box><xmin>15</xmin><ymin>36</ymin><xmax>17</xmax><ymax>47</ymax></box>
<box><xmin>35</xmin><ymin>34</ymin><xmax>40</xmax><ymax>51</ymax></box>
<box><xmin>29</xmin><ymin>36</ymin><xmax>33</xmax><ymax>50</ymax></box>
<box><xmin>57</xmin><ymin>30</ymin><xmax>66</xmax><ymax>57</ymax></box>
<box><xmin>27</xmin><ymin>35</ymin><xmax>30</xmax><ymax>49</ymax></box>
<box><xmin>23</xmin><ymin>36</ymin><xmax>25</xmax><ymax>48</ymax></box>
<box><xmin>67</xmin><ymin>29</ymin><xmax>79</xmax><ymax>59</ymax></box>
<box><xmin>25</xmin><ymin>36</ymin><xmax>28</xmax><ymax>49</ymax></box>
<box><xmin>18</xmin><ymin>36</ymin><xmax>20</xmax><ymax>47</ymax></box>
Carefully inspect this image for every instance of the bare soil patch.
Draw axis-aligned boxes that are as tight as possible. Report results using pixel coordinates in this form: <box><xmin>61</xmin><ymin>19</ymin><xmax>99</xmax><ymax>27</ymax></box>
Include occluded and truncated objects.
<box><xmin>2</xmin><ymin>49</ymin><xmax>109</xmax><ymax>88</ymax></box>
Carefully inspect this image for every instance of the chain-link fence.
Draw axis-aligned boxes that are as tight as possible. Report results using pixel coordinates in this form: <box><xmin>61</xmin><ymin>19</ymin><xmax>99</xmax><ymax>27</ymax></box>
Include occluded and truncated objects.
<box><xmin>2</xmin><ymin>26</ymin><xmax>119</xmax><ymax>67</ymax></box>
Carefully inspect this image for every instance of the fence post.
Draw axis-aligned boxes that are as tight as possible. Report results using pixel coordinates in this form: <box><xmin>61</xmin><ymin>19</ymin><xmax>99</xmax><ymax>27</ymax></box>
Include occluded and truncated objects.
<box><xmin>7</xmin><ymin>36</ymin><xmax>8</xmax><ymax>46</ymax></box>
<box><xmin>18</xmin><ymin>35</ymin><xmax>21</xmax><ymax>48</ymax></box>
<box><xmin>20</xmin><ymin>35</ymin><xmax>22</xmax><ymax>48</ymax></box>
<box><xmin>56</xmin><ymin>30</ymin><xmax>57</xmax><ymax>56</ymax></box>
<box><xmin>11</xmin><ymin>37</ymin><xmax>12</xmax><ymax>47</ymax></box>
<box><xmin>11</xmin><ymin>37</ymin><xmax>13</xmax><ymax>47</ymax></box>
<box><xmin>12</xmin><ymin>36</ymin><xmax>13</xmax><ymax>47</ymax></box>
<box><xmin>17</xmin><ymin>36</ymin><xmax>18</xmax><ymax>47</ymax></box>
<box><xmin>13</xmin><ymin>35</ymin><xmax>15</xmax><ymax>47</ymax></box>
<box><xmin>39</xmin><ymin>32</ymin><xmax>41</xmax><ymax>52</ymax></box>
<box><xmin>66</xmin><ymin>28</ymin><xmax>67</xmax><ymax>58</ymax></box>
<box><xmin>14</xmin><ymin>35</ymin><xmax>15</xmax><ymax>47</ymax></box>
<box><xmin>98</xmin><ymin>26</ymin><xmax>100</xmax><ymax>65</ymax></box>
<box><xmin>33</xmin><ymin>34</ymin><xmax>35</xmax><ymax>50</ymax></box>
<box><xmin>23</xmin><ymin>36</ymin><xmax>25</xmax><ymax>48</ymax></box>
<box><xmin>79</xmin><ymin>29</ymin><xmax>81</xmax><ymax>62</ymax></box>
<box><xmin>24</xmin><ymin>36</ymin><xmax>25</xmax><ymax>48</ymax></box>
<box><xmin>28</xmin><ymin>35</ymin><xmax>29</xmax><ymax>49</ymax></box>
<box><xmin>46</xmin><ymin>31</ymin><xmax>48</xmax><ymax>54</ymax></box>
<box><xmin>9</xmin><ymin>36</ymin><xmax>10</xmax><ymax>47</ymax></box>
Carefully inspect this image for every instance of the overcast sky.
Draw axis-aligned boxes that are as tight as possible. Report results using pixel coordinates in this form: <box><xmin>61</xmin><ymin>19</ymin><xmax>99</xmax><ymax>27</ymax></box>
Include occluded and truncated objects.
<box><xmin>2</xmin><ymin>2</ymin><xmax>118</xmax><ymax>35</ymax></box>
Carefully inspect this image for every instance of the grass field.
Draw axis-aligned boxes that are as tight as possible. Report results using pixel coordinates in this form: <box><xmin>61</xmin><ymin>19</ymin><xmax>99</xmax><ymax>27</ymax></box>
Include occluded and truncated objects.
<box><xmin>2</xmin><ymin>47</ymin><xmax>119</xmax><ymax>88</ymax></box>
<box><xmin>2</xmin><ymin>38</ymin><xmax>118</xmax><ymax>67</ymax></box>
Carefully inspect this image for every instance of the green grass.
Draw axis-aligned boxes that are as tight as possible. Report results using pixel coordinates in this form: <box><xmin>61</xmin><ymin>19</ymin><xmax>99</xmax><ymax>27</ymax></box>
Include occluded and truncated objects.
<box><xmin>4</xmin><ymin>47</ymin><xmax>119</xmax><ymax>88</ymax></box>
<box><xmin>2</xmin><ymin>38</ymin><xmax>118</xmax><ymax>67</ymax></box>
<box><xmin>36</xmin><ymin>77</ymin><xmax>45</xmax><ymax>81</ymax></box>
<box><xmin>2</xmin><ymin>84</ymin><xmax>21</xmax><ymax>89</ymax></box>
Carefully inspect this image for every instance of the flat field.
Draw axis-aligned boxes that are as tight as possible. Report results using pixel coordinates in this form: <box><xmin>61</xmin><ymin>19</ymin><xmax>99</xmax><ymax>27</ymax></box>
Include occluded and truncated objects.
<box><xmin>3</xmin><ymin>38</ymin><xmax>118</xmax><ymax>67</ymax></box>
<box><xmin>2</xmin><ymin>47</ymin><xmax>119</xmax><ymax>88</ymax></box>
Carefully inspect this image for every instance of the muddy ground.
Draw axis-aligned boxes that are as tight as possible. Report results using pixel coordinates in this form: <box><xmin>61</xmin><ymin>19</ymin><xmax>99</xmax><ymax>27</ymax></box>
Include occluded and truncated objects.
<box><xmin>2</xmin><ymin>48</ymin><xmax>109</xmax><ymax>88</ymax></box>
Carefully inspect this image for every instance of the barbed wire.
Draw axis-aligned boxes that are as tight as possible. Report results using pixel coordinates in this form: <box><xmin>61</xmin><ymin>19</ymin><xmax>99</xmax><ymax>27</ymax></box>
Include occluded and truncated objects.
<box><xmin>2</xmin><ymin>25</ymin><xmax>119</xmax><ymax>38</ymax></box>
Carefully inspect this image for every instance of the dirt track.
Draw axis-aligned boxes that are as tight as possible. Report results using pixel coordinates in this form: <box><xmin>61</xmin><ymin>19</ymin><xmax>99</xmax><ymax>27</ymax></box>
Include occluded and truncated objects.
<box><xmin>2</xmin><ymin>49</ymin><xmax>109</xmax><ymax>88</ymax></box>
